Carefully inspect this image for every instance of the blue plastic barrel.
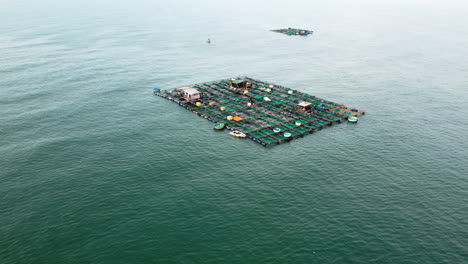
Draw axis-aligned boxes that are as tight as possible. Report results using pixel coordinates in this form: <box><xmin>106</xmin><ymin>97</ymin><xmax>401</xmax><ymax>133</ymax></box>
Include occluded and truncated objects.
<box><xmin>153</xmin><ymin>88</ymin><xmax>161</xmax><ymax>94</ymax></box>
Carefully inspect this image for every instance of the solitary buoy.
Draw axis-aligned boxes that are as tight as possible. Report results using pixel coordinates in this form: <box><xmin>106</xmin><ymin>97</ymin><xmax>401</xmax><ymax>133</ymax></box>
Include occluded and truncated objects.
<box><xmin>220</xmin><ymin>106</ymin><xmax>226</xmax><ymax>111</ymax></box>
<box><xmin>227</xmin><ymin>116</ymin><xmax>233</xmax><ymax>120</ymax></box>
<box><xmin>288</xmin><ymin>90</ymin><xmax>293</xmax><ymax>94</ymax></box>
<box><xmin>195</xmin><ymin>102</ymin><xmax>202</xmax><ymax>107</ymax></box>
<box><xmin>243</xmin><ymin>90</ymin><xmax>249</xmax><ymax>94</ymax></box>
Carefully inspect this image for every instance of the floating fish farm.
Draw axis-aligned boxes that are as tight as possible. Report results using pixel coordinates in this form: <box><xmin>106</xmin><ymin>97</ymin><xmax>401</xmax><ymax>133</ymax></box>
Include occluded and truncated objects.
<box><xmin>154</xmin><ymin>77</ymin><xmax>365</xmax><ymax>147</ymax></box>
<box><xmin>271</xmin><ymin>28</ymin><xmax>313</xmax><ymax>36</ymax></box>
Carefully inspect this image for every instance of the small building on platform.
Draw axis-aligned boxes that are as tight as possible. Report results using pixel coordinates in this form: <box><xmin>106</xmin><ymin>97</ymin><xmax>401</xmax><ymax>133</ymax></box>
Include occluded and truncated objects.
<box><xmin>296</xmin><ymin>101</ymin><xmax>312</xmax><ymax>112</ymax></box>
<box><xmin>177</xmin><ymin>87</ymin><xmax>201</xmax><ymax>101</ymax></box>
<box><xmin>230</xmin><ymin>79</ymin><xmax>252</xmax><ymax>92</ymax></box>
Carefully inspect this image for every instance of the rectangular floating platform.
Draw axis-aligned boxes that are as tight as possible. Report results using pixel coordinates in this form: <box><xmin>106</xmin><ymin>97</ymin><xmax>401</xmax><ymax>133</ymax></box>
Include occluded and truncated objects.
<box><xmin>154</xmin><ymin>77</ymin><xmax>365</xmax><ymax>147</ymax></box>
<box><xmin>271</xmin><ymin>28</ymin><xmax>313</xmax><ymax>36</ymax></box>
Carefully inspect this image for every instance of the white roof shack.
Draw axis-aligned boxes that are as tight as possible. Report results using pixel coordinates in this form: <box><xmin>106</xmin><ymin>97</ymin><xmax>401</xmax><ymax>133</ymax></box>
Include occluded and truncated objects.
<box><xmin>178</xmin><ymin>87</ymin><xmax>200</xmax><ymax>95</ymax></box>
<box><xmin>177</xmin><ymin>87</ymin><xmax>201</xmax><ymax>101</ymax></box>
<box><xmin>298</xmin><ymin>102</ymin><xmax>312</xmax><ymax>107</ymax></box>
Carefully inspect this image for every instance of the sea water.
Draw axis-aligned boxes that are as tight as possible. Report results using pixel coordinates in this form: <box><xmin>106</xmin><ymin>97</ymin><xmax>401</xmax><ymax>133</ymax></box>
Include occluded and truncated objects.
<box><xmin>1</xmin><ymin>0</ymin><xmax>467</xmax><ymax>263</ymax></box>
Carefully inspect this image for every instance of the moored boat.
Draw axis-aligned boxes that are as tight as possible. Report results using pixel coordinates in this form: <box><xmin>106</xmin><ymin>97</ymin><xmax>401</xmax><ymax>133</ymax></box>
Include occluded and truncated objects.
<box><xmin>348</xmin><ymin>116</ymin><xmax>358</xmax><ymax>123</ymax></box>
<box><xmin>214</xmin><ymin>123</ymin><xmax>225</xmax><ymax>130</ymax></box>
<box><xmin>229</xmin><ymin>130</ymin><xmax>246</xmax><ymax>138</ymax></box>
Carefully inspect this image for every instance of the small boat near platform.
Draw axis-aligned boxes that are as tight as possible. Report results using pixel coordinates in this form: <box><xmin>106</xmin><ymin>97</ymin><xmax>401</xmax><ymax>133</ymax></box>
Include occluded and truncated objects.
<box><xmin>214</xmin><ymin>123</ymin><xmax>225</xmax><ymax>130</ymax></box>
<box><xmin>229</xmin><ymin>130</ymin><xmax>246</xmax><ymax>138</ymax></box>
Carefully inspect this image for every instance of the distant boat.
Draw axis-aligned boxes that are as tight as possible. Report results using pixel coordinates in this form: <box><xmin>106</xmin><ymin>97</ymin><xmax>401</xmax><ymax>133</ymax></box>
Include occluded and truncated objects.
<box><xmin>229</xmin><ymin>130</ymin><xmax>246</xmax><ymax>138</ymax></box>
<box><xmin>348</xmin><ymin>116</ymin><xmax>358</xmax><ymax>123</ymax></box>
<box><xmin>207</xmin><ymin>38</ymin><xmax>211</xmax><ymax>44</ymax></box>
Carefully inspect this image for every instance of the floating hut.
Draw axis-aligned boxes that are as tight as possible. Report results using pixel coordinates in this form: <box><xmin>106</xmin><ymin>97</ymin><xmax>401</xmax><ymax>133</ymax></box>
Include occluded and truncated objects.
<box><xmin>176</xmin><ymin>87</ymin><xmax>201</xmax><ymax>102</ymax></box>
<box><xmin>154</xmin><ymin>77</ymin><xmax>365</xmax><ymax>147</ymax></box>
<box><xmin>296</xmin><ymin>101</ymin><xmax>312</xmax><ymax>112</ymax></box>
<box><xmin>229</xmin><ymin>79</ymin><xmax>252</xmax><ymax>93</ymax></box>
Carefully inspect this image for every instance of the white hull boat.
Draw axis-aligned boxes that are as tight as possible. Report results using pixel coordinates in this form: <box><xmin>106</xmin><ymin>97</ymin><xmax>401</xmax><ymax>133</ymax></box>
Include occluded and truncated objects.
<box><xmin>229</xmin><ymin>130</ymin><xmax>246</xmax><ymax>138</ymax></box>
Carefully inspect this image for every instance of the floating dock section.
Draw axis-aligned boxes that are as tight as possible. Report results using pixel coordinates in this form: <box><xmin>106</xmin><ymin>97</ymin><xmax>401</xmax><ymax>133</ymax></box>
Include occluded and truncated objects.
<box><xmin>271</xmin><ymin>28</ymin><xmax>313</xmax><ymax>36</ymax></box>
<box><xmin>154</xmin><ymin>77</ymin><xmax>365</xmax><ymax>147</ymax></box>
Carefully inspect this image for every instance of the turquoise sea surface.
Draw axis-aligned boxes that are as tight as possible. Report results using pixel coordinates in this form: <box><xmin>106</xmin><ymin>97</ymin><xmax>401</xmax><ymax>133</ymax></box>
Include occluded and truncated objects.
<box><xmin>1</xmin><ymin>0</ymin><xmax>467</xmax><ymax>263</ymax></box>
